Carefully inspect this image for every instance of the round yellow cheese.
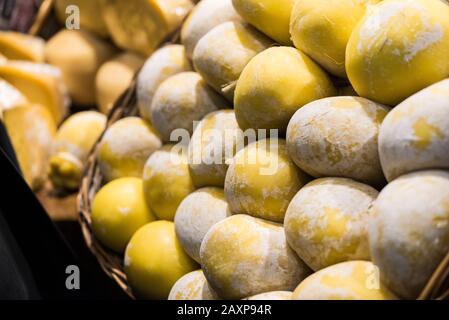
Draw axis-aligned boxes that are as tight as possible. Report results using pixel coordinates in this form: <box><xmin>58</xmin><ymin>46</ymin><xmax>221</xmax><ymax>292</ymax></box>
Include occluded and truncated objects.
<box><xmin>49</xmin><ymin>111</ymin><xmax>106</xmax><ymax>190</ymax></box>
<box><xmin>137</xmin><ymin>45</ymin><xmax>191</xmax><ymax>121</ymax></box>
<box><xmin>232</xmin><ymin>0</ymin><xmax>295</xmax><ymax>45</ymax></box>
<box><xmin>92</xmin><ymin>177</ymin><xmax>156</xmax><ymax>253</ymax></box>
<box><xmin>150</xmin><ymin>72</ymin><xmax>228</xmax><ymax>142</ymax></box>
<box><xmin>193</xmin><ymin>21</ymin><xmax>272</xmax><ymax>101</ymax></box>
<box><xmin>379</xmin><ymin>79</ymin><xmax>449</xmax><ymax>181</ymax></box>
<box><xmin>143</xmin><ymin>145</ymin><xmax>195</xmax><ymax>221</ymax></box>
<box><xmin>285</xmin><ymin>178</ymin><xmax>378</xmax><ymax>271</ymax></box>
<box><xmin>181</xmin><ymin>0</ymin><xmax>242</xmax><ymax>58</ymax></box>
<box><xmin>174</xmin><ymin>187</ymin><xmax>231</xmax><ymax>263</ymax></box>
<box><xmin>234</xmin><ymin>47</ymin><xmax>336</xmax><ymax>133</ymax></box>
<box><xmin>168</xmin><ymin>270</ymin><xmax>219</xmax><ymax>300</ymax></box>
<box><xmin>286</xmin><ymin>96</ymin><xmax>389</xmax><ymax>186</ymax></box>
<box><xmin>369</xmin><ymin>170</ymin><xmax>449</xmax><ymax>299</ymax></box>
<box><xmin>200</xmin><ymin>214</ymin><xmax>311</xmax><ymax>300</ymax></box>
<box><xmin>125</xmin><ymin>221</ymin><xmax>198</xmax><ymax>299</ymax></box>
<box><xmin>225</xmin><ymin>139</ymin><xmax>310</xmax><ymax>223</ymax></box>
<box><xmin>98</xmin><ymin>117</ymin><xmax>162</xmax><ymax>182</ymax></box>
<box><xmin>188</xmin><ymin>110</ymin><xmax>244</xmax><ymax>188</ymax></box>
<box><xmin>290</xmin><ymin>0</ymin><xmax>380</xmax><ymax>78</ymax></box>
<box><xmin>292</xmin><ymin>261</ymin><xmax>396</xmax><ymax>300</ymax></box>
<box><xmin>96</xmin><ymin>52</ymin><xmax>144</xmax><ymax>114</ymax></box>
<box><xmin>346</xmin><ymin>0</ymin><xmax>449</xmax><ymax>105</ymax></box>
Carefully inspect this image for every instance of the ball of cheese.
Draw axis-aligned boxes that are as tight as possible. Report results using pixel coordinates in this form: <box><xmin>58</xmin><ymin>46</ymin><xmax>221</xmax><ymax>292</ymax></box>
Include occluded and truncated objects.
<box><xmin>101</xmin><ymin>0</ymin><xmax>193</xmax><ymax>55</ymax></box>
<box><xmin>181</xmin><ymin>0</ymin><xmax>242</xmax><ymax>59</ymax></box>
<box><xmin>225</xmin><ymin>139</ymin><xmax>310</xmax><ymax>223</ymax></box>
<box><xmin>168</xmin><ymin>270</ymin><xmax>220</xmax><ymax>300</ymax></box>
<box><xmin>200</xmin><ymin>214</ymin><xmax>311</xmax><ymax>300</ymax></box>
<box><xmin>92</xmin><ymin>177</ymin><xmax>156</xmax><ymax>253</ymax></box>
<box><xmin>290</xmin><ymin>0</ymin><xmax>380</xmax><ymax>78</ymax></box>
<box><xmin>188</xmin><ymin>110</ymin><xmax>244</xmax><ymax>188</ymax></box>
<box><xmin>232</xmin><ymin>0</ymin><xmax>295</xmax><ymax>45</ymax></box>
<box><xmin>379</xmin><ymin>79</ymin><xmax>449</xmax><ymax>181</ymax></box>
<box><xmin>98</xmin><ymin>117</ymin><xmax>162</xmax><ymax>182</ymax></box>
<box><xmin>369</xmin><ymin>170</ymin><xmax>449</xmax><ymax>299</ymax></box>
<box><xmin>45</xmin><ymin>29</ymin><xmax>117</xmax><ymax>106</ymax></box>
<box><xmin>143</xmin><ymin>145</ymin><xmax>195</xmax><ymax>221</ymax></box>
<box><xmin>346</xmin><ymin>0</ymin><xmax>449</xmax><ymax>105</ymax></box>
<box><xmin>96</xmin><ymin>52</ymin><xmax>144</xmax><ymax>114</ymax></box>
<box><xmin>285</xmin><ymin>178</ymin><xmax>378</xmax><ymax>271</ymax></box>
<box><xmin>292</xmin><ymin>261</ymin><xmax>396</xmax><ymax>300</ymax></box>
<box><xmin>137</xmin><ymin>45</ymin><xmax>191</xmax><ymax>121</ymax></box>
<box><xmin>286</xmin><ymin>96</ymin><xmax>389</xmax><ymax>186</ymax></box>
<box><xmin>246</xmin><ymin>291</ymin><xmax>292</xmax><ymax>300</ymax></box>
<box><xmin>193</xmin><ymin>21</ymin><xmax>272</xmax><ymax>101</ymax></box>
<box><xmin>125</xmin><ymin>221</ymin><xmax>198</xmax><ymax>300</ymax></box>
<box><xmin>175</xmin><ymin>187</ymin><xmax>232</xmax><ymax>263</ymax></box>
<box><xmin>54</xmin><ymin>0</ymin><xmax>108</xmax><ymax>37</ymax></box>
<box><xmin>0</xmin><ymin>61</ymin><xmax>69</xmax><ymax>124</ymax></box>
<box><xmin>0</xmin><ymin>31</ymin><xmax>45</xmax><ymax>62</ymax></box>
<box><xmin>49</xmin><ymin>111</ymin><xmax>106</xmax><ymax>190</ymax></box>
<box><xmin>151</xmin><ymin>72</ymin><xmax>228</xmax><ymax>142</ymax></box>
<box><xmin>3</xmin><ymin>104</ymin><xmax>56</xmax><ymax>190</ymax></box>
<box><xmin>234</xmin><ymin>47</ymin><xmax>336</xmax><ymax>133</ymax></box>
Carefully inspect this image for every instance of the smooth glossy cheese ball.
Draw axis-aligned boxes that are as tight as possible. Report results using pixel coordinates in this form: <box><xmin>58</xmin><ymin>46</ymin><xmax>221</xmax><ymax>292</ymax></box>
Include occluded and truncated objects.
<box><xmin>181</xmin><ymin>0</ymin><xmax>242</xmax><ymax>59</ymax></box>
<box><xmin>193</xmin><ymin>21</ymin><xmax>272</xmax><ymax>101</ymax></box>
<box><xmin>188</xmin><ymin>110</ymin><xmax>244</xmax><ymax>188</ymax></box>
<box><xmin>168</xmin><ymin>270</ymin><xmax>220</xmax><ymax>300</ymax></box>
<box><xmin>285</xmin><ymin>178</ymin><xmax>378</xmax><ymax>271</ymax></box>
<box><xmin>232</xmin><ymin>0</ymin><xmax>295</xmax><ymax>45</ymax></box>
<box><xmin>246</xmin><ymin>291</ymin><xmax>292</xmax><ymax>300</ymax></box>
<box><xmin>175</xmin><ymin>187</ymin><xmax>232</xmax><ymax>263</ymax></box>
<box><xmin>200</xmin><ymin>215</ymin><xmax>311</xmax><ymax>300</ymax></box>
<box><xmin>137</xmin><ymin>45</ymin><xmax>191</xmax><ymax>121</ymax></box>
<box><xmin>225</xmin><ymin>139</ymin><xmax>310</xmax><ymax>223</ymax></box>
<box><xmin>91</xmin><ymin>177</ymin><xmax>156</xmax><ymax>253</ymax></box>
<box><xmin>151</xmin><ymin>72</ymin><xmax>228</xmax><ymax>142</ymax></box>
<box><xmin>45</xmin><ymin>29</ymin><xmax>117</xmax><ymax>106</ymax></box>
<box><xmin>346</xmin><ymin>0</ymin><xmax>449</xmax><ymax>105</ymax></box>
<box><xmin>234</xmin><ymin>47</ymin><xmax>336</xmax><ymax>133</ymax></box>
<box><xmin>98</xmin><ymin>117</ymin><xmax>162</xmax><ymax>182</ymax></box>
<box><xmin>286</xmin><ymin>96</ymin><xmax>389</xmax><ymax>186</ymax></box>
<box><xmin>379</xmin><ymin>79</ymin><xmax>449</xmax><ymax>182</ymax></box>
<box><xmin>96</xmin><ymin>52</ymin><xmax>144</xmax><ymax>114</ymax></box>
<box><xmin>292</xmin><ymin>261</ymin><xmax>396</xmax><ymax>300</ymax></box>
<box><xmin>369</xmin><ymin>170</ymin><xmax>449</xmax><ymax>299</ymax></box>
<box><xmin>49</xmin><ymin>111</ymin><xmax>106</xmax><ymax>190</ymax></box>
<box><xmin>143</xmin><ymin>145</ymin><xmax>195</xmax><ymax>221</ymax></box>
<box><xmin>125</xmin><ymin>221</ymin><xmax>198</xmax><ymax>300</ymax></box>
<box><xmin>290</xmin><ymin>0</ymin><xmax>380</xmax><ymax>78</ymax></box>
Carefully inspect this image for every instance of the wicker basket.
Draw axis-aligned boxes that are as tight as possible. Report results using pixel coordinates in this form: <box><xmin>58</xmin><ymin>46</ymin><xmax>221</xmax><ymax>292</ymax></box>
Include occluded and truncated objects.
<box><xmin>36</xmin><ymin>1</ymin><xmax>442</xmax><ymax>301</ymax></box>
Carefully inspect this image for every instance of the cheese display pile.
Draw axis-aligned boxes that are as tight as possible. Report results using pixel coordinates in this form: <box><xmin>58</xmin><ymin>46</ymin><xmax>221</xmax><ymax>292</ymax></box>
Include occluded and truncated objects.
<box><xmin>1</xmin><ymin>0</ymin><xmax>449</xmax><ymax>300</ymax></box>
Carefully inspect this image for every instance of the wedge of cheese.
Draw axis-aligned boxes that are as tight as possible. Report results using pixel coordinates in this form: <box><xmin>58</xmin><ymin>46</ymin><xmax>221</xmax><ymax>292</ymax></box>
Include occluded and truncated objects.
<box><xmin>3</xmin><ymin>104</ymin><xmax>57</xmax><ymax>190</ymax></box>
<box><xmin>0</xmin><ymin>32</ymin><xmax>45</xmax><ymax>62</ymax></box>
<box><xmin>0</xmin><ymin>61</ymin><xmax>69</xmax><ymax>124</ymax></box>
<box><xmin>54</xmin><ymin>0</ymin><xmax>109</xmax><ymax>38</ymax></box>
<box><xmin>101</xmin><ymin>0</ymin><xmax>194</xmax><ymax>55</ymax></box>
<box><xmin>0</xmin><ymin>79</ymin><xmax>28</xmax><ymax>119</ymax></box>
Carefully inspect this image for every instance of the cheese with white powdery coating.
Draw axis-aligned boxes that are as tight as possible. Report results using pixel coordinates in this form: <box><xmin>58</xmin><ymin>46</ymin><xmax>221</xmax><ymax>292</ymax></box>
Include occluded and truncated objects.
<box><xmin>379</xmin><ymin>79</ymin><xmax>449</xmax><ymax>181</ymax></box>
<box><xmin>0</xmin><ymin>31</ymin><xmax>45</xmax><ymax>62</ymax></box>
<box><xmin>168</xmin><ymin>270</ymin><xmax>220</xmax><ymax>300</ymax></box>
